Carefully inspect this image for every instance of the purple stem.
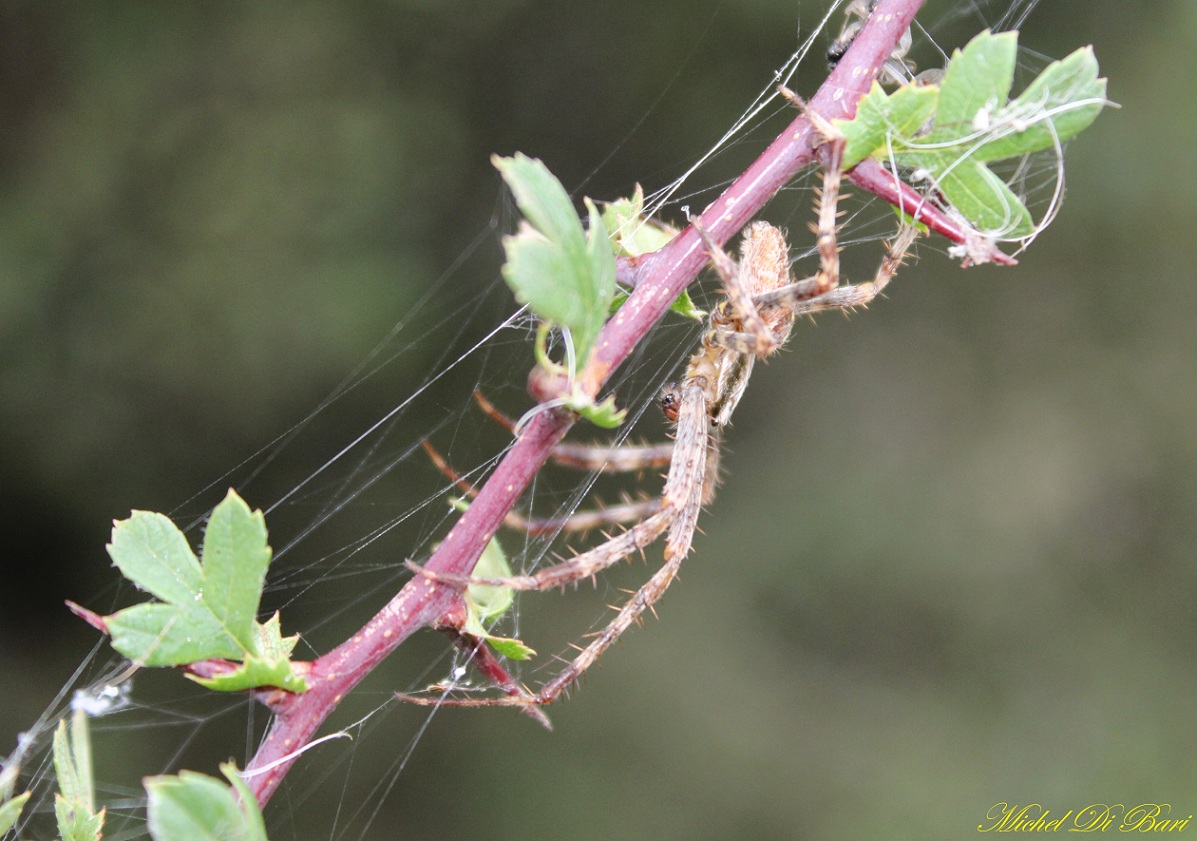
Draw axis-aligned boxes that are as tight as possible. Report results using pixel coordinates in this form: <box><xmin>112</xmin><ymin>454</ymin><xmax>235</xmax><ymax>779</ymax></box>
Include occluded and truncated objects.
<box><xmin>244</xmin><ymin>0</ymin><xmax>926</xmax><ymax>804</ymax></box>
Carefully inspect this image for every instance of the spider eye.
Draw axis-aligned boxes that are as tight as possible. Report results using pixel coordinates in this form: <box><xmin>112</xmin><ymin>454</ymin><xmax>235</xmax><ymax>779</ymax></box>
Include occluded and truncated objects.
<box><xmin>659</xmin><ymin>385</ymin><xmax>682</xmax><ymax>423</ymax></box>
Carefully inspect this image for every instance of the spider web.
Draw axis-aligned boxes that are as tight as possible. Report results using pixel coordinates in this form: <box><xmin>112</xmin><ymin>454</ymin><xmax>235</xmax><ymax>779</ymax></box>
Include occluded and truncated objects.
<box><xmin>0</xmin><ymin>1</ymin><xmax>1070</xmax><ymax>838</ymax></box>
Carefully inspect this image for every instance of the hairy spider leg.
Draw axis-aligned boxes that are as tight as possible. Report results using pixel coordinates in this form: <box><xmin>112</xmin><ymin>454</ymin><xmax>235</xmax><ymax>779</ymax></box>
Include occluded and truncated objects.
<box><xmin>420</xmin><ymin>390</ymin><xmax>674</xmax><ymax>536</ymax></box>
<box><xmin>753</xmin><ymin>222</ymin><xmax>919</xmax><ymax>317</ymax></box>
<box><xmin>404</xmin><ymin>382</ymin><xmax>712</xmax><ymax>706</ymax></box>
<box><xmin>472</xmin><ymin>390</ymin><xmax>674</xmax><ymax>474</ymax></box>
<box><xmin>421</xmin><ymin>438</ymin><xmax>663</xmax><ymax>536</ymax></box>
<box><xmin>690</xmin><ymin>104</ymin><xmax>846</xmax><ymax>365</ymax></box>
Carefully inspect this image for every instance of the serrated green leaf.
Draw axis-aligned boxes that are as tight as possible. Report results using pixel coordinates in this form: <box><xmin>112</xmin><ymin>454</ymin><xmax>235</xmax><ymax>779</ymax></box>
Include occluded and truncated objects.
<box><xmin>54</xmin><ymin>796</ymin><xmax>104</xmax><ymax>841</ymax></box>
<box><xmin>199</xmin><ymin>489</ymin><xmax>272</xmax><ymax>653</ymax></box>
<box><xmin>838</xmin><ymin>81</ymin><xmax>939</xmax><ymax>170</ymax></box>
<box><xmin>145</xmin><ymin>765</ymin><xmax>267</xmax><ymax>841</ymax></box>
<box><xmin>251</xmin><ymin>612</ymin><xmax>299</xmax><ymax>661</ymax></box>
<box><xmin>107</xmin><ymin>510</ymin><xmax>204</xmax><ymax>606</ymax></box>
<box><xmin>189</xmin><ymin>616</ymin><xmax>308</xmax><ymax>692</ymax></box>
<box><xmin>835</xmin><ymin>30</ymin><xmax>1107</xmax><ymax>238</ymax></box>
<box><xmin>442</xmin><ymin>510</ymin><xmax>536</xmax><ymax>661</ymax></box>
<box><xmin>91</xmin><ymin>491</ymin><xmax>306</xmax><ymax>692</ymax></box>
<box><xmin>494</xmin><ymin>154</ymin><xmax>616</xmax><ymax>367</ymax></box>
<box><xmin>581</xmin><ymin>196</ymin><xmax>617</xmax><ymax>359</ymax></box>
<box><xmin>484</xmin><ymin>635</ymin><xmax>537</xmax><ymax>661</ymax></box>
<box><xmin>493</xmin><ymin>152</ymin><xmax>587</xmax><ymax>256</ymax></box>
<box><xmin>54</xmin><ymin>711</ymin><xmax>104</xmax><ymax>841</ymax></box>
<box><xmin>53</xmin><ymin>713</ymin><xmax>94</xmax><ymax>814</ymax></box>
<box><xmin>222</xmin><ymin>765</ymin><xmax>268</xmax><ymax>841</ymax></box>
<box><xmin>502</xmin><ymin>224</ymin><xmax>583</xmax><ymax>324</ymax></box>
<box><xmin>575</xmin><ymin>394</ymin><xmax>627</xmax><ymax>429</ymax></box>
<box><xmin>105</xmin><ymin>602</ymin><xmax>242</xmax><ymax>666</ymax></box>
<box><xmin>969</xmin><ymin>46</ymin><xmax>1107</xmax><ymax>162</ymax></box>
<box><xmin>189</xmin><ymin>653</ymin><xmax>308</xmax><ymax>693</ymax></box>
<box><xmin>932</xmin><ymin>30</ymin><xmax>1017</xmax><ymax>132</ymax></box>
<box><xmin>0</xmin><ymin>791</ymin><xmax>31</xmax><ymax>836</ymax></box>
<box><xmin>601</xmin><ymin>188</ymin><xmax>701</xmax><ymax>321</ymax></box>
<box><xmin>102</xmin><ymin>490</ymin><xmax>269</xmax><ymax>667</ymax></box>
<box><xmin>467</xmin><ymin>532</ymin><xmax>514</xmax><ymax>623</ymax></box>
<box><xmin>935</xmin><ymin>155</ymin><xmax>1033</xmax><ymax>235</ymax></box>
<box><xmin>600</xmin><ymin>187</ymin><xmax>678</xmax><ymax>257</ymax></box>
<box><xmin>462</xmin><ymin>610</ymin><xmax>537</xmax><ymax>661</ymax></box>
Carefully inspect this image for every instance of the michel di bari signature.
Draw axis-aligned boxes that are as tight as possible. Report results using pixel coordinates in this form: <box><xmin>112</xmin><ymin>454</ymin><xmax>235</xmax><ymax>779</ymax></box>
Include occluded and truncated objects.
<box><xmin>980</xmin><ymin>803</ymin><xmax>1192</xmax><ymax>833</ymax></box>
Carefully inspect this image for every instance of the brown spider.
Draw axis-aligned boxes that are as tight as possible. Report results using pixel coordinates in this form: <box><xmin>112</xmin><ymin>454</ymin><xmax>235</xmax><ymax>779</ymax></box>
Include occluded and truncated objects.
<box><xmin>405</xmin><ymin>114</ymin><xmax>919</xmax><ymax>709</ymax></box>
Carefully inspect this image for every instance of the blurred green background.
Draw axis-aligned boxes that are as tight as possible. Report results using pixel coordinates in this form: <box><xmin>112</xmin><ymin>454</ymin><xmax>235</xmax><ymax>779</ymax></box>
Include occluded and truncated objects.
<box><xmin>2</xmin><ymin>1</ymin><xmax>1194</xmax><ymax>839</ymax></box>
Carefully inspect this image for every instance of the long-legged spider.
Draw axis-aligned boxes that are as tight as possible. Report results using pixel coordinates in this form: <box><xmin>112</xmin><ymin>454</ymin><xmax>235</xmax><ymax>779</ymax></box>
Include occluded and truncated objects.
<box><xmin>406</xmin><ymin>112</ymin><xmax>919</xmax><ymax>709</ymax></box>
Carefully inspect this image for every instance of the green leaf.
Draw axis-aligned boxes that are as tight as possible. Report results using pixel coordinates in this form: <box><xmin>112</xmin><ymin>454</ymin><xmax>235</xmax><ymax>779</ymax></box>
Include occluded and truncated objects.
<box><xmin>463</xmin><ymin>610</ymin><xmax>536</xmax><ymax>661</ymax></box>
<box><xmin>0</xmin><ymin>757</ymin><xmax>28</xmax><ymax>835</ymax></box>
<box><xmin>573</xmin><ymin>393</ymin><xmax>627</xmax><ymax>429</ymax></box>
<box><xmin>446</xmin><ymin>505</ymin><xmax>536</xmax><ymax>661</ymax></box>
<box><xmin>493</xmin><ymin>153</ymin><xmax>616</xmax><ymax>367</ymax></box>
<box><xmin>494</xmin><ymin>153</ymin><xmax>587</xmax><ymax>254</ymax></box>
<box><xmin>103</xmin><ymin>490</ymin><xmax>267</xmax><ymax>666</ymax></box>
<box><xmin>969</xmin><ymin>46</ymin><xmax>1107</xmax><ymax>162</ymax></box>
<box><xmin>0</xmin><ymin>757</ymin><xmax>18</xmax><ymax>803</ymax></box>
<box><xmin>600</xmin><ymin>186</ymin><xmax>677</xmax><ymax>257</ymax></box>
<box><xmin>92</xmin><ymin>490</ymin><xmax>306</xmax><ymax>692</ymax></box>
<box><xmin>610</xmin><ymin>287</ymin><xmax>703</xmax><ymax>322</ymax></box>
<box><xmin>932</xmin><ymin>30</ymin><xmax>1018</xmax><ymax>133</ymax></box>
<box><xmin>222</xmin><ymin>765</ymin><xmax>269</xmax><ymax>841</ymax></box>
<box><xmin>582</xmin><ymin>197</ymin><xmax>617</xmax><ymax>354</ymax></box>
<box><xmin>839</xmin><ymin>81</ymin><xmax>939</xmax><ymax>170</ymax></box>
<box><xmin>467</xmin><ymin>531</ymin><xmax>515</xmax><ymax>623</ymax></box>
<box><xmin>53</xmin><ymin>713</ymin><xmax>94</xmax><ymax>813</ymax></box>
<box><xmin>145</xmin><ymin>765</ymin><xmax>268</xmax><ymax>841</ymax></box>
<box><xmin>55</xmin><ymin>797</ymin><xmax>105</xmax><ymax>841</ymax></box>
<box><xmin>53</xmin><ymin>711</ymin><xmax>104</xmax><ymax>841</ymax></box>
<box><xmin>189</xmin><ymin>615</ymin><xmax>309</xmax><ymax>693</ymax></box>
<box><xmin>198</xmin><ymin>488</ymin><xmax>273</xmax><ymax>653</ymax></box>
<box><xmin>482</xmin><ymin>635</ymin><xmax>537</xmax><ymax>661</ymax></box>
<box><xmin>0</xmin><ymin>791</ymin><xmax>30</xmax><ymax>836</ymax></box>
<box><xmin>602</xmin><ymin>188</ymin><xmax>703</xmax><ymax>321</ymax></box>
<box><xmin>834</xmin><ymin>30</ymin><xmax>1108</xmax><ymax>238</ymax></box>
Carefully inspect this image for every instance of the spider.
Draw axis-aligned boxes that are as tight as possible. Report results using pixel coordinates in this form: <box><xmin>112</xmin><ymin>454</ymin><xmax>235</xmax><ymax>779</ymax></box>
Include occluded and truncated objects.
<box><xmin>405</xmin><ymin>111</ymin><xmax>919</xmax><ymax>709</ymax></box>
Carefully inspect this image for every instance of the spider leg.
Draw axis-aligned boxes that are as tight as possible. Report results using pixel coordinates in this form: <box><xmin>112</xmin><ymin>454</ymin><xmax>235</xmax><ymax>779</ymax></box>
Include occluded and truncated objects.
<box><xmin>776</xmin><ymin>84</ymin><xmax>847</xmax><ymax>298</ymax></box>
<box><xmin>509</xmin><ymin>383</ymin><xmax>711</xmax><ymax>705</ymax></box>
<box><xmin>473</xmin><ymin>389</ymin><xmax>673</xmax><ymax>474</ymax></box>
<box><xmin>700</xmin><ymin>123</ymin><xmax>847</xmax><ymax>359</ymax></box>
<box><xmin>662</xmin><ymin>381</ymin><xmax>710</xmax><ymax>561</ymax></box>
<box><xmin>756</xmin><ymin>223</ymin><xmax>919</xmax><ymax>316</ymax></box>
<box><xmin>400</xmin><ymin>541</ymin><xmax>687</xmax><ymax>711</ymax></box>
<box><xmin>406</xmin><ymin>383</ymin><xmax>713</xmax><ymax>707</ymax></box>
<box><xmin>692</xmin><ymin>220</ymin><xmax>783</xmax><ymax>357</ymax></box>
<box><xmin>407</xmin><ymin>506</ymin><xmax>673</xmax><ymax>592</ymax></box>
<box><xmin>422</xmin><ymin>437</ymin><xmax>664</xmax><ymax>535</ymax></box>
<box><xmin>549</xmin><ymin>442</ymin><xmax>674</xmax><ymax>474</ymax></box>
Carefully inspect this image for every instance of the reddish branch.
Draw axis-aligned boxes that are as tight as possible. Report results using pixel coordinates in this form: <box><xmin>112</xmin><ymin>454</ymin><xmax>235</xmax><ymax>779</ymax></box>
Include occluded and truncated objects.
<box><xmin>243</xmin><ymin>0</ymin><xmax>991</xmax><ymax>804</ymax></box>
